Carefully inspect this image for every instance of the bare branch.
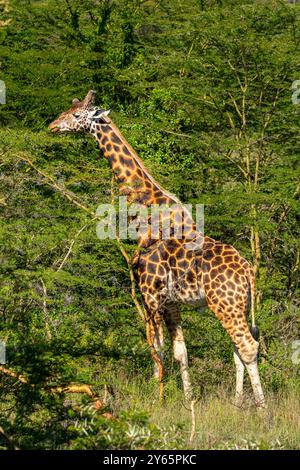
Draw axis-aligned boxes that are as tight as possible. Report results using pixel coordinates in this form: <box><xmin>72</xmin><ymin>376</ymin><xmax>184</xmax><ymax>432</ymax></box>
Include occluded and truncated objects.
<box><xmin>0</xmin><ymin>365</ymin><xmax>109</xmax><ymax>414</ymax></box>
<box><xmin>0</xmin><ymin>365</ymin><xmax>27</xmax><ymax>384</ymax></box>
<box><xmin>224</xmin><ymin>150</ymin><xmax>249</xmax><ymax>179</ymax></box>
<box><xmin>0</xmin><ymin>425</ymin><xmax>20</xmax><ymax>450</ymax></box>
<box><xmin>15</xmin><ymin>153</ymin><xmax>96</xmax><ymax>217</ymax></box>
<box><xmin>39</xmin><ymin>279</ymin><xmax>52</xmax><ymax>340</ymax></box>
<box><xmin>56</xmin><ymin>218</ymin><xmax>97</xmax><ymax>271</ymax></box>
<box><xmin>189</xmin><ymin>399</ymin><xmax>197</xmax><ymax>444</ymax></box>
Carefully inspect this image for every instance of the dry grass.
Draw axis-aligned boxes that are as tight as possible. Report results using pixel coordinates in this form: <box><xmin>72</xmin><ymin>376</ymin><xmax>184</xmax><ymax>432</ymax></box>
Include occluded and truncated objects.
<box><xmin>156</xmin><ymin>393</ymin><xmax>300</xmax><ymax>449</ymax></box>
<box><xmin>109</xmin><ymin>376</ymin><xmax>300</xmax><ymax>450</ymax></box>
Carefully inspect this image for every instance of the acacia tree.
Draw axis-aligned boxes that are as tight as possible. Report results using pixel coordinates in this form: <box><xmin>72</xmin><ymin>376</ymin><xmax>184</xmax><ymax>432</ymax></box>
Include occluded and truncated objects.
<box><xmin>180</xmin><ymin>2</ymin><xmax>300</xmax><ymax>303</ymax></box>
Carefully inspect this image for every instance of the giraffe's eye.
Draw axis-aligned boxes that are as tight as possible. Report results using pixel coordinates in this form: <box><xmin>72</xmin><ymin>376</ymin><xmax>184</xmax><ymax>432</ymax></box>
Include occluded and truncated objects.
<box><xmin>73</xmin><ymin>113</ymin><xmax>81</xmax><ymax>119</ymax></box>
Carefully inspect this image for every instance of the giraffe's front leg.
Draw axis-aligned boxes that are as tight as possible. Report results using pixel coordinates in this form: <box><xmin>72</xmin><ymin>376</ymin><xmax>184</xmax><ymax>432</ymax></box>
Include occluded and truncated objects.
<box><xmin>146</xmin><ymin>314</ymin><xmax>165</xmax><ymax>399</ymax></box>
<box><xmin>152</xmin><ymin>315</ymin><xmax>164</xmax><ymax>380</ymax></box>
<box><xmin>141</xmin><ymin>289</ymin><xmax>165</xmax><ymax>398</ymax></box>
<box><xmin>164</xmin><ymin>304</ymin><xmax>193</xmax><ymax>401</ymax></box>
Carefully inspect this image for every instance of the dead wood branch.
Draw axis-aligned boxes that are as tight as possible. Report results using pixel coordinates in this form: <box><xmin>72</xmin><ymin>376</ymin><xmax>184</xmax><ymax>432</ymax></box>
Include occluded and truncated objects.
<box><xmin>0</xmin><ymin>425</ymin><xmax>20</xmax><ymax>450</ymax></box>
<box><xmin>189</xmin><ymin>399</ymin><xmax>197</xmax><ymax>444</ymax></box>
<box><xmin>0</xmin><ymin>365</ymin><xmax>27</xmax><ymax>384</ymax></box>
<box><xmin>0</xmin><ymin>366</ymin><xmax>105</xmax><ymax>410</ymax></box>
<box><xmin>40</xmin><ymin>278</ymin><xmax>52</xmax><ymax>340</ymax></box>
<box><xmin>56</xmin><ymin>217</ymin><xmax>97</xmax><ymax>271</ymax></box>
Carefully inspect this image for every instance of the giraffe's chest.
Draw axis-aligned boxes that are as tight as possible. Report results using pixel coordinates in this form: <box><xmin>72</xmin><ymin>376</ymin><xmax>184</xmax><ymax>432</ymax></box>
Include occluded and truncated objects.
<box><xmin>166</xmin><ymin>270</ymin><xmax>207</xmax><ymax>307</ymax></box>
<box><xmin>138</xmin><ymin>242</ymin><xmax>207</xmax><ymax>308</ymax></box>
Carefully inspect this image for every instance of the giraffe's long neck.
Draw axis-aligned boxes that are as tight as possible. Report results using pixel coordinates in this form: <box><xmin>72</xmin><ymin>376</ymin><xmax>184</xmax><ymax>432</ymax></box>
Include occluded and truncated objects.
<box><xmin>91</xmin><ymin>120</ymin><xmax>200</xmax><ymax>250</ymax></box>
<box><xmin>92</xmin><ymin>120</ymin><xmax>178</xmax><ymax>206</ymax></box>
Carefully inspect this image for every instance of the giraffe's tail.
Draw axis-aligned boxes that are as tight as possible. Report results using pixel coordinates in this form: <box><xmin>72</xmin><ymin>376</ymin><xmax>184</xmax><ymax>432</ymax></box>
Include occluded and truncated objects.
<box><xmin>250</xmin><ymin>324</ymin><xmax>260</xmax><ymax>341</ymax></box>
<box><xmin>248</xmin><ymin>268</ymin><xmax>260</xmax><ymax>341</ymax></box>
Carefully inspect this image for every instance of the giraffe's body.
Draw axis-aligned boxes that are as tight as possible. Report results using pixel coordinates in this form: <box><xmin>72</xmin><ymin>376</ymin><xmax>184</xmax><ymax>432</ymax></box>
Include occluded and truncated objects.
<box><xmin>49</xmin><ymin>90</ymin><xmax>265</xmax><ymax>408</ymax></box>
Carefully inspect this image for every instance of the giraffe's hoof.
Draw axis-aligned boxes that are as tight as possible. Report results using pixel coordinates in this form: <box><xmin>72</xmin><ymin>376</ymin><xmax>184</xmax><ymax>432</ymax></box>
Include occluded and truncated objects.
<box><xmin>234</xmin><ymin>396</ymin><xmax>244</xmax><ymax>409</ymax></box>
<box><xmin>256</xmin><ymin>400</ymin><xmax>267</xmax><ymax>411</ymax></box>
<box><xmin>183</xmin><ymin>388</ymin><xmax>195</xmax><ymax>403</ymax></box>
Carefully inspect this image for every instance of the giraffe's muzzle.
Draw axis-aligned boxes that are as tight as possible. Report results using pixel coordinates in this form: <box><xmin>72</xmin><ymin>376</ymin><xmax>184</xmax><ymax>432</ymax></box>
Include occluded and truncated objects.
<box><xmin>48</xmin><ymin>122</ymin><xmax>61</xmax><ymax>133</ymax></box>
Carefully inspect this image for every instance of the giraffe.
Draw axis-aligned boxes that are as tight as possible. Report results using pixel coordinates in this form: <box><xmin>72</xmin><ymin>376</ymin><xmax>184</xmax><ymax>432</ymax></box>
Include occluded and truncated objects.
<box><xmin>49</xmin><ymin>90</ymin><xmax>265</xmax><ymax>408</ymax></box>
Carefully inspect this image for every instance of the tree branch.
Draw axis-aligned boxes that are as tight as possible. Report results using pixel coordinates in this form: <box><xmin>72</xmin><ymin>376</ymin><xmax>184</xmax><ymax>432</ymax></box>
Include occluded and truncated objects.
<box><xmin>39</xmin><ymin>278</ymin><xmax>52</xmax><ymax>340</ymax></box>
<box><xmin>0</xmin><ymin>365</ymin><xmax>105</xmax><ymax>412</ymax></box>
<box><xmin>56</xmin><ymin>218</ymin><xmax>97</xmax><ymax>271</ymax></box>
<box><xmin>0</xmin><ymin>425</ymin><xmax>20</xmax><ymax>450</ymax></box>
<box><xmin>16</xmin><ymin>153</ymin><xmax>96</xmax><ymax>217</ymax></box>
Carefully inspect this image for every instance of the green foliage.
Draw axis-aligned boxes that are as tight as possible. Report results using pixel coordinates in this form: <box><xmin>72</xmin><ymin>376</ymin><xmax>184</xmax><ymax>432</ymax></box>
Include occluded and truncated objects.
<box><xmin>0</xmin><ymin>0</ymin><xmax>299</xmax><ymax>450</ymax></box>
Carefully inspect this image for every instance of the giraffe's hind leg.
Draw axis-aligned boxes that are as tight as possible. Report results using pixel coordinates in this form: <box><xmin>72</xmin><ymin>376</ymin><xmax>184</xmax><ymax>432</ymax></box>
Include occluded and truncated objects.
<box><xmin>208</xmin><ymin>301</ymin><xmax>265</xmax><ymax>408</ymax></box>
<box><xmin>244</xmin><ymin>358</ymin><xmax>265</xmax><ymax>409</ymax></box>
<box><xmin>235</xmin><ymin>324</ymin><xmax>265</xmax><ymax>408</ymax></box>
<box><xmin>164</xmin><ymin>303</ymin><xmax>193</xmax><ymax>400</ymax></box>
<box><xmin>233</xmin><ymin>347</ymin><xmax>245</xmax><ymax>407</ymax></box>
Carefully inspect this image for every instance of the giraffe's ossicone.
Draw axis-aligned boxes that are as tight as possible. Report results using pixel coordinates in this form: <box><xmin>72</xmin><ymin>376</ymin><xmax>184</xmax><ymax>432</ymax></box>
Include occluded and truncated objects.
<box><xmin>49</xmin><ymin>90</ymin><xmax>265</xmax><ymax>408</ymax></box>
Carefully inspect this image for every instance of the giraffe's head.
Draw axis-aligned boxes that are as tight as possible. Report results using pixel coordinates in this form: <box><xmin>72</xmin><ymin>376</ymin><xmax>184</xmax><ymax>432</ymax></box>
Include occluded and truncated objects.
<box><xmin>48</xmin><ymin>90</ymin><xmax>111</xmax><ymax>134</ymax></box>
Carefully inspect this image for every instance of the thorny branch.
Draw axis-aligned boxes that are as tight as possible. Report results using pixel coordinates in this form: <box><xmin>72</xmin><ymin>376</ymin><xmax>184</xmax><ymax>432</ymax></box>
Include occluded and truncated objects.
<box><xmin>0</xmin><ymin>425</ymin><xmax>20</xmax><ymax>450</ymax></box>
<box><xmin>0</xmin><ymin>365</ymin><xmax>106</xmax><ymax>412</ymax></box>
<box><xmin>56</xmin><ymin>217</ymin><xmax>97</xmax><ymax>272</ymax></box>
<box><xmin>39</xmin><ymin>278</ymin><xmax>52</xmax><ymax>341</ymax></box>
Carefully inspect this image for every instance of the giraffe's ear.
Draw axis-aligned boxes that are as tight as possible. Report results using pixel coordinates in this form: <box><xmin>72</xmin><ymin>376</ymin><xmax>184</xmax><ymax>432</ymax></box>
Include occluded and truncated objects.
<box><xmin>100</xmin><ymin>109</ymin><xmax>112</xmax><ymax>123</ymax></box>
<box><xmin>90</xmin><ymin>108</ymin><xmax>111</xmax><ymax>122</ymax></box>
<box><xmin>102</xmin><ymin>109</ymin><xmax>111</xmax><ymax>117</ymax></box>
<box><xmin>90</xmin><ymin>109</ymin><xmax>102</xmax><ymax>118</ymax></box>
